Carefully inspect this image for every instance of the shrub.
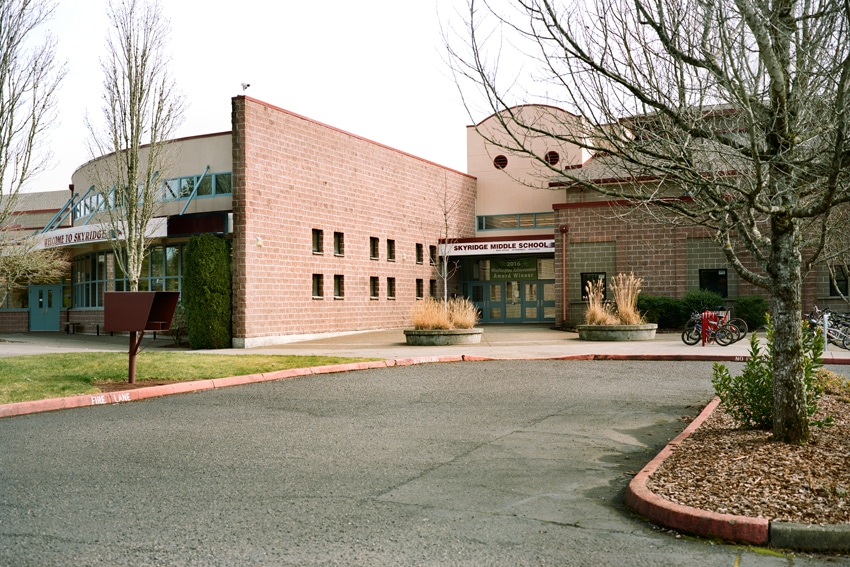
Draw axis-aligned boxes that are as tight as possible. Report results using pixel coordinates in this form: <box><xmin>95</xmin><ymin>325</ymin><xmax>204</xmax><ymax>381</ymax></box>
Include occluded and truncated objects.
<box><xmin>183</xmin><ymin>234</ymin><xmax>232</xmax><ymax>349</ymax></box>
<box><xmin>711</xmin><ymin>316</ymin><xmax>829</xmax><ymax>430</ymax></box>
<box><xmin>583</xmin><ymin>279</ymin><xmax>618</xmax><ymax>325</ymax></box>
<box><xmin>610</xmin><ymin>272</ymin><xmax>645</xmax><ymax>324</ymax></box>
<box><xmin>411</xmin><ymin>297</ymin><xmax>479</xmax><ymax>330</ymax></box>
<box><xmin>636</xmin><ymin>295</ymin><xmax>688</xmax><ymax>328</ymax></box>
<box><xmin>734</xmin><ymin>295</ymin><xmax>769</xmax><ymax>330</ymax></box>
<box><xmin>681</xmin><ymin>289</ymin><xmax>725</xmax><ymax>316</ymax></box>
<box><xmin>169</xmin><ymin>301</ymin><xmax>187</xmax><ymax>346</ymax></box>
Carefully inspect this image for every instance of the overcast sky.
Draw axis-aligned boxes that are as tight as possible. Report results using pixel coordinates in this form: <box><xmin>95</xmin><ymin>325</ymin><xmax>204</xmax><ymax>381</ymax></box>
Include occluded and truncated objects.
<box><xmin>30</xmin><ymin>0</ymin><xmax>479</xmax><ymax>193</ymax></box>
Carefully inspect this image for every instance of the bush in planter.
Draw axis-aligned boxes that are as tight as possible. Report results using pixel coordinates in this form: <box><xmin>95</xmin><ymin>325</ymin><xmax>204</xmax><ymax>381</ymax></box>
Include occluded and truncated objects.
<box><xmin>711</xmin><ymin>316</ymin><xmax>829</xmax><ymax>430</ymax></box>
<box><xmin>183</xmin><ymin>234</ymin><xmax>231</xmax><ymax>349</ymax></box>
<box><xmin>637</xmin><ymin>295</ymin><xmax>688</xmax><ymax>329</ymax></box>
<box><xmin>411</xmin><ymin>297</ymin><xmax>479</xmax><ymax>330</ymax></box>
<box><xmin>583</xmin><ymin>278</ymin><xmax>618</xmax><ymax>325</ymax></box>
<box><xmin>610</xmin><ymin>272</ymin><xmax>645</xmax><ymax>324</ymax></box>
<box><xmin>681</xmin><ymin>288</ymin><xmax>725</xmax><ymax>316</ymax></box>
<box><xmin>734</xmin><ymin>295</ymin><xmax>769</xmax><ymax>330</ymax></box>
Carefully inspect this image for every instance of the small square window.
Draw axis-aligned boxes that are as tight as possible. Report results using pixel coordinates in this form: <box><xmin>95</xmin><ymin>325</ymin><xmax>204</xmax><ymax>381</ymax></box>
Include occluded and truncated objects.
<box><xmin>334</xmin><ymin>232</ymin><xmax>344</xmax><ymax>256</ymax></box>
<box><xmin>429</xmin><ymin>279</ymin><xmax>437</xmax><ymax>298</ymax></box>
<box><xmin>416</xmin><ymin>278</ymin><xmax>424</xmax><ymax>299</ymax></box>
<box><xmin>429</xmin><ymin>245</ymin><xmax>437</xmax><ymax>266</ymax></box>
<box><xmin>416</xmin><ymin>243</ymin><xmax>424</xmax><ymax>264</ymax></box>
<box><xmin>312</xmin><ymin>274</ymin><xmax>323</xmax><ymax>298</ymax></box>
<box><xmin>370</xmin><ymin>276</ymin><xmax>379</xmax><ymax>299</ymax></box>
<box><xmin>312</xmin><ymin>229</ymin><xmax>323</xmax><ymax>254</ymax></box>
<box><xmin>387</xmin><ymin>239</ymin><xmax>396</xmax><ymax>262</ymax></box>
<box><xmin>334</xmin><ymin>275</ymin><xmax>344</xmax><ymax>298</ymax></box>
<box><xmin>387</xmin><ymin>277</ymin><xmax>396</xmax><ymax>299</ymax></box>
<box><xmin>699</xmin><ymin>269</ymin><xmax>728</xmax><ymax>298</ymax></box>
<box><xmin>370</xmin><ymin>237</ymin><xmax>379</xmax><ymax>260</ymax></box>
<box><xmin>829</xmin><ymin>268</ymin><xmax>848</xmax><ymax>298</ymax></box>
<box><xmin>580</xmin><ymin>272</ymin><xmax>607</xmax><ymax>301</ymax></box>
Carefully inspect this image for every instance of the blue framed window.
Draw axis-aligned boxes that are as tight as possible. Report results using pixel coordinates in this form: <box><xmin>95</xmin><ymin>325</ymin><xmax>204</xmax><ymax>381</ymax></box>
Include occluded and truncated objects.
<box><xmin>477</xmin><ymin>212</ymin><xmax>555</xmax><ymax>231</ymax></box>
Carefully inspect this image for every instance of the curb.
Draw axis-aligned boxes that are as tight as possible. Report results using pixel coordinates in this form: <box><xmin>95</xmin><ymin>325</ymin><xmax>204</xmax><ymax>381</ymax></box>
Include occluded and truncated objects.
<box><xmin>624</xmin><ymin>398</ymin><xmax>850</xmax><ymax>552</ymax></box>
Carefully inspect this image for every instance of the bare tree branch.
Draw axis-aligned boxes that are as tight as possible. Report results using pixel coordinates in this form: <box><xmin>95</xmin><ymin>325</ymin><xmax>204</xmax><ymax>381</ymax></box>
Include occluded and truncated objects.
<box><xmin>85</xmin><ymin>0</ymin><xmax>184</xmax><ymax>291</ymax></box>
<box><xmin>448</xmin><ymin>0</ymin><xmax>850</xmax><ymax>443</ymax></box>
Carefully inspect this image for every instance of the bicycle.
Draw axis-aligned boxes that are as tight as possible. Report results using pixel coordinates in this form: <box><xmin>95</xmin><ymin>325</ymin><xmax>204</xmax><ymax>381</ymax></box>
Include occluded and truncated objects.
<box><xmin>805</xmin><ymin>306</ymin><xmax>850</xmax><ymax>350</ymax></box>
<box><xmin>681</xmin><ymin>310</ymin><xmax>740</xmax><ymax>346</ymax></box>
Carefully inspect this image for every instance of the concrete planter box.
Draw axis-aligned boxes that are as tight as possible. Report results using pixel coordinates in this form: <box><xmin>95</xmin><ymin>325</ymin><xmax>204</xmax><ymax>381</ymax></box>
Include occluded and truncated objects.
<box><xmin>576</xmin><ymin>323</ymin><xmax>658</xmax><ymax>341</ymax></box>
<box><xmin>404</xmin><ymin>328</ymin><xmax>483</xmax><ymax>346</ymax></box>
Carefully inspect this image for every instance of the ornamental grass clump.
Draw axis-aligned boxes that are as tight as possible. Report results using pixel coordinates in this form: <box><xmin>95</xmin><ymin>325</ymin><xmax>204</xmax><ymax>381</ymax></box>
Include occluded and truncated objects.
<box><xmin>610</xmin><ymin>272</ymin><xmax>645</xmax><ymax>325</ymax></box>
<box><xmin>583</xmin><ymin>278</ymin><xmax>618</xmax><ymax>325</ymax></box>
<box><xmin>411</xmin><ymin>297</ymin><xmax>479</xmax><ymax>330</ymax></box>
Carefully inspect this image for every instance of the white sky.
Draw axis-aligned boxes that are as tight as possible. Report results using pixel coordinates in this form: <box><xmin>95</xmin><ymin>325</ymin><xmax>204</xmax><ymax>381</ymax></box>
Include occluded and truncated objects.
<box><xmin>29</xmin><ymin>0</ymin><xmax>479</xmax><ymax>193</ymax></box>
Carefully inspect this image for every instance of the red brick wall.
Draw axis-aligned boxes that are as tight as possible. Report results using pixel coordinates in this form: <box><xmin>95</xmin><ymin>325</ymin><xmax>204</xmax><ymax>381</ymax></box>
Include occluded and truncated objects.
<box><xmin>0</xmin><ymin>311</ymin><xmax>28</xmax><ymax>333</ymax></box>
<box><xmin>231</xmin><ymin>97</ymin><xmax>477</xmax><ymax>346</ymax></box>
<box><xmin>554</xmin><ymin>202</ymin><xmax>817</xmax><ymax>326</ymax></box>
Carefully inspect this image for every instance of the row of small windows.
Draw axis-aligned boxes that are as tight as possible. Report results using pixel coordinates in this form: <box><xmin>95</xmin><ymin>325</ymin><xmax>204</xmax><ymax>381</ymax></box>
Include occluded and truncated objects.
<box><xmin>73</xmin><ymin>172</ymin><xmax>232</xmax><ymax>220</ymax></box>
<box><xmin>477</xmin><ymin>213</ymin><xmax>555</xmax><ymax>231</ymax></box>
<box><xmin>312</xmin><ymin>229</ymin><xmax>436</xmax><ymax>263</ymax></box>
<box><xmin>312</xmin><ymin>275</ymin><xmax>436</xmax><ymax>300</ymax></box>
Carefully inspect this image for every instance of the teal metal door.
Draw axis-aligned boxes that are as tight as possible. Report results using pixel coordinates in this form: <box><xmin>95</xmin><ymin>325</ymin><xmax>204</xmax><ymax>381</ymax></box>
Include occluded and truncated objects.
<box><xmin>522</xmin><ymin>281</ymin><xmax>557</xmax><ymax>322</ymax></box>
<box><xmin>29</xmin><ymin>285</ymin><xmax>61</xmax><ymax>331</ymax></box>
<box><xmin>470</xmin><ymin>282</ymin><xmax>507</xmax><ymax>323</ymax></box>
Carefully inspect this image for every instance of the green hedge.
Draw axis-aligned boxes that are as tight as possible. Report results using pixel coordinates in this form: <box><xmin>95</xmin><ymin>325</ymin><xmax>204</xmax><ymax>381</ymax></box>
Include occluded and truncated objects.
<box><xmin>734</xmin><ymin>295</ymin><xmax>769</xmax><ymax>330</ymax></box>
<box><xmin>636</xmin><ymin>295</ymin><xmax>688</xmax><ymax>329</ymax></box>
<box><xmin>681</xmin><ymin>289</ymin><xmax>725</xmax><ymax>316</ymax></box>
<box><xmin>183</xmin><ymin>234</ymin><xmax>232</xmax><ymax>349</ymax></box>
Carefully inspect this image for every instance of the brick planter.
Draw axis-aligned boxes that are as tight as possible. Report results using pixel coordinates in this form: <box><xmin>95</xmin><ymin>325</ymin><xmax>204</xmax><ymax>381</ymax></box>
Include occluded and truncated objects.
<box><xmin>577</xmin><ymin>323</ymin><xmax>658</xmax><ymax>341</ymax></box>
<box><xmin>404</xmin><ymin>328</ymin><xmax>483</xmax><ymax>346</ymax></box>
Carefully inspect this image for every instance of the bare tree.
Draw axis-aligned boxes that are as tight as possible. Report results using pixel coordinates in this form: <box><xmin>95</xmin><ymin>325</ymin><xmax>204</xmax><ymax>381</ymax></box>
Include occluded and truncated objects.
<box><xmin>86</xmin><ymin>0</ymin><xmax>183</xmax><ymax>292</ymax></box>
<box><xmin>0</xmin><ymin>0</ymin><xmax>63</xmax><ymax>229</ymax></box>
<box><xmin>433</xmin><ymin>177</ymin><xmax>465</xmax><ymax>303</ymax></box>
<box><xmin>449</xmin><ymin>0</ymin><xmax>850</xmax><ymax>443</ymax></box>
<box><xmin>0</xmin><ymin>231</ymin><xmax>68</xmax><ymax>308</ymax></box>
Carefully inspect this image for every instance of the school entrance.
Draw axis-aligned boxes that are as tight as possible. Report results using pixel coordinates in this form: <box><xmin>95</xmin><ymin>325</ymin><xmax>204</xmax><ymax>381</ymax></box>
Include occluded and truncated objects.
<box><xmin>462</xmin><ymin>256</ymin><xmax>556</xmax><ymax>324</ymax></box>
<box><xmin>28</xmin><ymin>284</ymin><xmax>62</xmax><ymax>331</ymax></box>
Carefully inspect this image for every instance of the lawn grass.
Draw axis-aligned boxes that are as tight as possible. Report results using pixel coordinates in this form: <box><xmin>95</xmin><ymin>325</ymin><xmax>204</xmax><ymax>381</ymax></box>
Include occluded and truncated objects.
<box><xmin>0</xmin><ymin>352</ymin><xmax>379</xmax><ymax>405</ymax></box>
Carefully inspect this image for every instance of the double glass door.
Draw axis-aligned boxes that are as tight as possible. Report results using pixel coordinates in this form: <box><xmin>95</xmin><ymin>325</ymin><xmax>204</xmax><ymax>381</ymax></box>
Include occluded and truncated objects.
<box><xmin>470</xmin><ymin>280</ymin><xmax>554</xmax><ymax>323</ymax></box>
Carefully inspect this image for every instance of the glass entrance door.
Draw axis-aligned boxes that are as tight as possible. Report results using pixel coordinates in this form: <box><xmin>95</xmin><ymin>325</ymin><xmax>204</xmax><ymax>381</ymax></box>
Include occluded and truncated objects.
<box><xmin>29</xmin><ymin>285</ymin><xmax>61</xmax><ymax>331</ymax></box>
<box><xmin>470</xmin><ymin>282</ymin><xmax>506</xmax><ymax>323</ymax></box>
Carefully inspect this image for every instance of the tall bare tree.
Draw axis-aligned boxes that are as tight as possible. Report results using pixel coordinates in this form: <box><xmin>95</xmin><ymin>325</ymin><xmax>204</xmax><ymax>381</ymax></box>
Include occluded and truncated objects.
<box><xmin>0</xmin><ymin>0</ymin><xmax>63</xmax><ymax>229</ymax></box>
<box><xmin>86</xmin><ymin>0</ymin><xmax>183</xmax><ymax>291</ymax></box>
<box><xmin>449</xmin><ymin>0</ymin><xmax>850</xmax><ymax>443</ymax></box>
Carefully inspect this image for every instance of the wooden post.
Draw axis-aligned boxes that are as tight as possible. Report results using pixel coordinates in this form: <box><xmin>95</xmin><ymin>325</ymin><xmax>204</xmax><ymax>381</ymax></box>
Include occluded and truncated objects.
<box><xmin>128</xmin><ymin>330</ymin><xmax>145</xmax><ymax>384</ymax></box>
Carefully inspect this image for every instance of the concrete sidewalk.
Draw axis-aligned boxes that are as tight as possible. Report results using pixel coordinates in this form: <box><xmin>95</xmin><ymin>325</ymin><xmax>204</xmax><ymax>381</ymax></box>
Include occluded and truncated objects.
<box><xmin>3</xmin><ymin>324</ymin><xmax>850</xmax><ymax>364</ymax></box>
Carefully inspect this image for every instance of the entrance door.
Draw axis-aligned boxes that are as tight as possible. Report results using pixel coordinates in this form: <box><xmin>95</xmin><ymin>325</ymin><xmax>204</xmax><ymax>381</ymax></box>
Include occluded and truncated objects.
<box><xmin>504</xmin><ymin>281</ymin><xmax>522</xmax><ymax>323</ymax></box>
<box><xmin>470</xmin><ymin>282</ymin><xmax>507</xmax><ymax>323</ymax></box>
<box><xmin>522</xmin><ymin>282</ymin><xmax>557</xmax><ymax>322</ymax></box>
<box><xmin>29</xmin><ymin>285</ymin><xmax>61</xmax><ymax>331</ymax></box>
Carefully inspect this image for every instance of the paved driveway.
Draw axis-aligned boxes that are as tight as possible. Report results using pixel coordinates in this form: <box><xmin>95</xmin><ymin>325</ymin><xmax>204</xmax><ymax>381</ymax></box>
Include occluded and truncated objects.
<box><xmin>1</xmin><ymin>359</ymin><xmax>845</xmax><ymax>566</ymax></box>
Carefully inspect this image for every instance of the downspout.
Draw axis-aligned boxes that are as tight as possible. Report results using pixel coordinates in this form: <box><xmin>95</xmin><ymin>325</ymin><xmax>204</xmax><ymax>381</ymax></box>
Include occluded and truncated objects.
<box><xmin>559</xmin><ymin>224</ymin><xmax>569</xmax><ymax>328</ymax></box>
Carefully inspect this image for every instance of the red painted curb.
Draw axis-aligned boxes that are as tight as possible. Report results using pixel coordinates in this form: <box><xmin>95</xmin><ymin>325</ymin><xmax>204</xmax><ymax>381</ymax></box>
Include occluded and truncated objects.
<box><xmin>624</xmin><ymin>397</ymin><xmax>770</xmax><ymax>545</ymax></box>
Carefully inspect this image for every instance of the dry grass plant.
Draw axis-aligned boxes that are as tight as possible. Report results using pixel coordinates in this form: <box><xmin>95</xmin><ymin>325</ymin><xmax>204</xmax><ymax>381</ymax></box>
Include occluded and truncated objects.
<box><xmin>610</xmin><ymin>272</ymin><xmax>645</xmax><ymax>325</ymax></box>
<box><xmin>583</xmin><ymin>279</ymin><xmax>618</xmax><ymax>325</ymax></box>
<box><xmin>411</xmin><ymin>297</ymin><xmax>479</xmax><ymax>330</ymax></box>
<box><xmin>583</xmin><ymin>273</ymin><xmax>647</xmax><ymax>325</ymax></box>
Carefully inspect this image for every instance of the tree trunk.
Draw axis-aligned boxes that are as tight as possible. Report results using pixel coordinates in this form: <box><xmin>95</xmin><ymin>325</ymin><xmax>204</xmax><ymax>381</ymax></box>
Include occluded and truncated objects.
<box><xmin>769</xmin><ymin>215</ymin><xmax>808</xmax><ymax>444</ymax></box>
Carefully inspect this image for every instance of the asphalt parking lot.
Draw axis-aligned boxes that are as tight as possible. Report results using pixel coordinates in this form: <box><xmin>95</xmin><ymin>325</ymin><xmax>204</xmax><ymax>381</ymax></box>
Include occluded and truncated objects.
<box><xmin>3</xmin><ymin>351</ymin><xmax>850</xmax><ymax>566</ymax></box>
